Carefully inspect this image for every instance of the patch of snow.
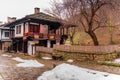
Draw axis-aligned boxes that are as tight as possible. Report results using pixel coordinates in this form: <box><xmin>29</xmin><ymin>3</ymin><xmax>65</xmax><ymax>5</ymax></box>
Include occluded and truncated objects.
<box><xmin>42</xmin><ymin>57</ymin><xmax>52</xmax><ymax>60</ymax></box>
<box><xmin>1</xmin><ymin>54</ymin><xmax>12</xmax><ymax>57</ymax></box>
<box><xmin>12</xmin><ymin>57</ymin><xmax>44</xmax><ymax>68</ymax></box>
<box><xmin>67</xmin><ymin>59</ymin><xmax>74</xmax><ymax>63</ymax></box>
<box><xmin>37</xmin><ymin>63</ymin><xmax>120</xmax><ymax>80</ymax></box>
<box><xmin>0</xmin><ymin>64</ymin><xmax>7</xmax><ymax>67</ymax></box>
<box><xmin>12</xmin><ymin>57</ymin><xmax>27</xmax><ymax>62</ymax></box>
<box><xmin>16</xmin><ymin>60</ymin><xmax>44</xmax><ymax>68</ymax></box>
<box><xmin>114</xmin><ymin>58</ymin><xmax>120</xmax><ymax>63</ymax></box>
<box><xmin>106</xmin><ymin>58</ymin><xmax>120</xmax><ymax>64</ymax></box>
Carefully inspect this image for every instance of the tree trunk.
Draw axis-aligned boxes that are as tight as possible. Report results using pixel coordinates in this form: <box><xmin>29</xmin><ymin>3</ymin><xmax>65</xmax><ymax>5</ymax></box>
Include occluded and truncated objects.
<box><xmin>70</xmin><ymin>36</ymin><xmax>74</xmax><ymax>44</ymax></box>
<box><xmin>87</xmin><ymin>31</ymin><xmax>99</xmax><ymax>46</ymax></box>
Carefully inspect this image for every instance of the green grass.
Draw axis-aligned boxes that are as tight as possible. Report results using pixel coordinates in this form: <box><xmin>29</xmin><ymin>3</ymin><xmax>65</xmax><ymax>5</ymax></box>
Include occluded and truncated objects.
<box><xmin>99</xmin><ymin>62</ymin><xmax>120</xmax><ymax>67</ymax></box>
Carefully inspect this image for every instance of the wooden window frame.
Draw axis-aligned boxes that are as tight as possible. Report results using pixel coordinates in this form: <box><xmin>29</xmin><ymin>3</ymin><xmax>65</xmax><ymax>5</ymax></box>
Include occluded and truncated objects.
<box><xmin>16</xmin><ymin>25</ymin><xmax>21</xmax><ymax>34</ymax></box>
<box><xmin>4</xmin><ymin>32</ymin><xmax>9</xmax><ymax>37</ymax></box>
<box><xmin>29</xmin><ymin>24</ymin><xmax>39</xmax><ymax>33</ymax></box>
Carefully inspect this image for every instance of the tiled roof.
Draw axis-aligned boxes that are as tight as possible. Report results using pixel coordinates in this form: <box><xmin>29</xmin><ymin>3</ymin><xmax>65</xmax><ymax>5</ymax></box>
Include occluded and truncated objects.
<box><xmin>25</xmin><ymin>12</ymin><xmax>60</xmax><ymax>22</ymax></box>
<box><xmin>0</xmin><ymin>23</ymin><xmax>10</xmax><ymax>29</ymax></box>
<box><xmin>5</xmin><ymin>12</ymin><xmax>61</xmax><ymax>27</ymax></box>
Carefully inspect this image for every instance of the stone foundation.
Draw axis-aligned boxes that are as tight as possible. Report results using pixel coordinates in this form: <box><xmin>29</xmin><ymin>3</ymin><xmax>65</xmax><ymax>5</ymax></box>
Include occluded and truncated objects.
<box><xmin>54</xmin><ymin>50</ymin><xmax>117</xmax><ymax>61</ymax></box>
<box><xmin>36</xmin><ymin>45</ymin><xmax>119</xmax><ymax>61</ymax></box>
<box><xmin>35</xmin><ymin>51</ymin><xmax>52</xmax><ymax>58</ymax></box>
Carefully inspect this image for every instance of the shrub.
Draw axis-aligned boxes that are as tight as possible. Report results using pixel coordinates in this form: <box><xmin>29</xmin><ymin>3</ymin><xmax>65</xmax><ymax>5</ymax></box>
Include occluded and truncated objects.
<box><xmin>117</xmin><ymin>51</ymin><xmax>120</xmax><ymax>58</ymax></box>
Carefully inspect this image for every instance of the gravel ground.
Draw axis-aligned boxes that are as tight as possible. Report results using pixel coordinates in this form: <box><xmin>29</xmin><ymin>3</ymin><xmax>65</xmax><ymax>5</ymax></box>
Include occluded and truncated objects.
<box><xmin>0</xmin><ymin>52</ymin><xmax>120</xmax><ymax>80</ymax></box>
<box><xmin>0</xmin><ymin>53</ymin><xmax>52</xmax><ymax>80</ymax></box>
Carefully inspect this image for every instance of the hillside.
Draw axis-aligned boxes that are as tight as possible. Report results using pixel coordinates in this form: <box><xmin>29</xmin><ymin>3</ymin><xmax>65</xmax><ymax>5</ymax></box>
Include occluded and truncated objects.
<box><xmin>73</xmin><ymin>26</ymin><xmax>120</xmax><ymax>46</ymax></box>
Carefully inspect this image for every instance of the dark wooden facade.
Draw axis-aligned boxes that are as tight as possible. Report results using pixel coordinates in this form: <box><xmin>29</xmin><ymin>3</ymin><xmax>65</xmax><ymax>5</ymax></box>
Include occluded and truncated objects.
<box><xmin>6</xmin><ymin>13</ymin><xmax>61</xmax><ymax>54</ymax></box>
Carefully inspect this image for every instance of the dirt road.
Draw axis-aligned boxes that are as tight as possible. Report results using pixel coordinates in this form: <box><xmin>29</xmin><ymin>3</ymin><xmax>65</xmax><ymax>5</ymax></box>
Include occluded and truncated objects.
<box><xmin>0</xmin><ymin>53</ymin><xmax>120</xmax><ymax>80</ymax></box>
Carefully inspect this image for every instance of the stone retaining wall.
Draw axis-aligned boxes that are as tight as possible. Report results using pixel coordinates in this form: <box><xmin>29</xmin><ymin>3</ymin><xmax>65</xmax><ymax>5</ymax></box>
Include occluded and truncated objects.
<box><xmin>53</xmin><ymin>45</ymin><xmax>118</xmax><ymax>53</ymax></box>
<box><xmin>54</xmin><ymin>51</ymin><xmax>117</xmax><ymax>61</ymax></box>
<box><xmin>36</xmin><ymin>45</ymin><xmax>119</xmax><ymax>61</ymax></box>
<box><xmin>36</xmin><ymin>46</ymin><xmax>53</xmax><ymax>53</ymax></box>
<box><xmin>36</xmin><ymin>46</ymin><xmax>53</xmax><ymax>58</ymax></box>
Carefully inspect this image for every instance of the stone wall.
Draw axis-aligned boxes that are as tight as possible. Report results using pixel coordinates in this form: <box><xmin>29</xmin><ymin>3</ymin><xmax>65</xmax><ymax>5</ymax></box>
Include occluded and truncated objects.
<box><xmin>36</xmin><ymin>45</ymin><xmax>119</xmax><ymax>61</ymax></box>
<box><xmin>54</xmin><ymin>51</ymin><xmax>117</xmax><ymax>61</ymax></box>
<box><xmin>36</xmin><ymin>46</ymin><xmax>53</xmax><ymax>53</ymax></box>
<box><xmin>1</xmin><ymin>42</ymin><xmax>12</xmax><ymax>52</ymax></box>
<box><xmin>53</xmin><ymin>45</ymin><xmax>118</xmax><ymax>53</ymax></box>
<box><xmin>36</xmin><ymin>46</ymin><xmax>53</xmax><ymax>58</ymax></box>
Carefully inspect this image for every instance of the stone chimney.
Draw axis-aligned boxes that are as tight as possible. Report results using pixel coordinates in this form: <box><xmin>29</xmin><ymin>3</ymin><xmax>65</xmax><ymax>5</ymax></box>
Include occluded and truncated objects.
<box><xmin>7</xmin><ymin>17</ymin><xmax>16</xmax><ymax>23</ymax></box>
<box><xmin>34</xmin><ymin>7</ymin><xmax>40</xmax><ymax>14</ymax></box>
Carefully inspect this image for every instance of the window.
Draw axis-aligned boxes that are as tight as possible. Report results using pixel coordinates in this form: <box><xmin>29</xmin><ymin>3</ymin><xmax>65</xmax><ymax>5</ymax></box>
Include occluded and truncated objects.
<box><xmin>5</xmin><ymin>32</ymin><xmax>9</xmax><ymax>37</ymax></box>
<box><xmin>40</xmin><ymin>24</ymin><xmax>48</xmax><ymax>34</ymax></box>
<box><xmin>16</xmin><ymin>25</ymin><xmax>21</xmax><ymax>34</ymax></box>
<box><xmin>29</xmin><ymin>24</ymin><xmax>39</xmax><ymax>33</ymax></box>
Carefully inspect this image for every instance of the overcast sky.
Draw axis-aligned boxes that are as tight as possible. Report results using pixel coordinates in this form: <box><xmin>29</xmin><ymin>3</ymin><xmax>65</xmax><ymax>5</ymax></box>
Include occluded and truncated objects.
<box><xmin>0</xmin><ymin>0</ymin><xmax>51</xmax><ymax>23</ymax></box>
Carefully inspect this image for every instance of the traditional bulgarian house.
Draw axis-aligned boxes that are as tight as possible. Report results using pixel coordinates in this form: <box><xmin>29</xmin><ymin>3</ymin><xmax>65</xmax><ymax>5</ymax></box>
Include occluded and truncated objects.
<box><xmin>5</xmin><ymin>8</ymin><xmax>61</xmax><ymax>55</ymax></box>
<box><xmin>0</xmin><ymin>24</ymin><xmax>12</xmax><ymax>52</ymax></box>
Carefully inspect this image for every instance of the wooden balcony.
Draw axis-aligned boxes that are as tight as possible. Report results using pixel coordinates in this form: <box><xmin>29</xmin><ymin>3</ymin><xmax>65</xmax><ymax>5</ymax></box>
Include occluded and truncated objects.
<box><xmin>39</xmin><ymin>33</ymin><xmax>48</xmax><ymax>38</ymax></box>
<box><xmin>24</xmin><ymin>32</ymin><xmax>60</xmax><ymax>40</ymax></box>
<box><xmin>24</xmin><ymin>32</ymin><xmax>34</xmax><ymax>37</ymax></box>
<box><xmin>48</xmin><ymin>34</ymin><xmax>56</xmax><ymax>40</ymax></box>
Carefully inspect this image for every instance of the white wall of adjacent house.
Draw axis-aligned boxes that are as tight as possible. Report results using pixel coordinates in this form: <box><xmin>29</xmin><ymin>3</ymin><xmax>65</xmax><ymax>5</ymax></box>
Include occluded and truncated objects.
<box><xmin>28</xmin><ymin>41</ymin><xmax>35</xmax><ymax>55</ymax></box>
<box><xmin>0</xmin><ymin>29</ymin><xmax>10</xmax><ymax>40</ymax></box>
<box><xmin>47</xmin><ymin>40</ymin><xmax>51</xmax><ymax>48</ymax></box>
<box><xmin>25</xmin><ymin>22</ymin><xmax>29</xmax><ymax>33</ymax></box>
<box><xmin>2</xmin><ymin>30</ymin><xmax>10</xmax><ymax>40</ymax></box>
<box><xmin>15</xmin><ymin>23</ymin><xmax>24</xmax><ymax>37</ymax></box>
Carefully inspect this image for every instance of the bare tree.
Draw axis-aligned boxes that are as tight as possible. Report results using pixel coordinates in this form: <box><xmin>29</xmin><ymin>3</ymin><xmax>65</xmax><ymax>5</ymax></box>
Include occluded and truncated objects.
<box><xmin>78</xmin><ymin>0</ymin><xmax>120</xmax><ymax>45</ymax></box>
<box><xmin>45</xmin><ymin>0</ymin><xmax>80</xmax><ymax>44</ymax></box>
<box><xmin>46</xmin><ymin>0</ymin><xmax>120</xmax><ymax>45</ymax></box>
<box><xmin>44</xmin><ymin>0</ymin><xmax>63</xmax><ymax>19</ymax></box>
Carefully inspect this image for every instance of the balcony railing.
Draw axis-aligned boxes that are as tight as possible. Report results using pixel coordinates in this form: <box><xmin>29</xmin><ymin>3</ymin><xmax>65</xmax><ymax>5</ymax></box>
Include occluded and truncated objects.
<box><xmin>24</xmin><ymin>32</ymin><xmax>61</xmax><ymax>40</ymax></box>
<box><xmin>48</xmin><ymin>34</ymin><xmax>56</xmax><ymax>40</ymax></box>
<box><xmin>39</xmin><ymin>33</ymin><xmax>48</xmax><ymax>38</ymax></box>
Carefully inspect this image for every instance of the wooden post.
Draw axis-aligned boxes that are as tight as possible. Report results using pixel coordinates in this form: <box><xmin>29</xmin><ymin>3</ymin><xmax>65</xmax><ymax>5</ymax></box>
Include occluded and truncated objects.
<box><xmin>23</xmin><ymin>40</ymin><xmax>24</xmax><ymax>53</ymax></box>
<box><xmin>63</xmin><ymin>28</ymin><xmax>65</xmax><ymax>35</ymax></box>
<box><xmin>60</xmin><ymin>28</ymin><xmax>62</xmax><ymax>35</ymax></box>
<box><xmin>66</xmin><ymin>27</ymin><xmax>69</xmax><ymax>35</ymax></box>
